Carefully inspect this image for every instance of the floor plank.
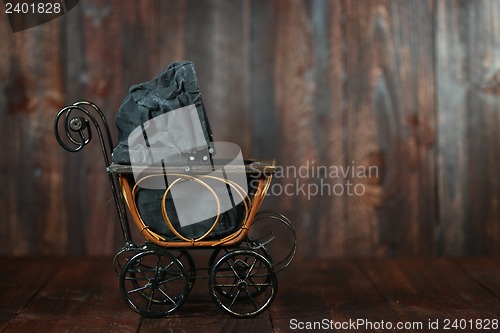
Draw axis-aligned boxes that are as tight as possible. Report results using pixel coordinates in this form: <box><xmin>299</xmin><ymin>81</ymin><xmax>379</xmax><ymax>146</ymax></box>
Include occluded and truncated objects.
<box><xmin>1</xmin><ymin>257</ymin><xmax>499</xmax><ymax>332</ymax></box>
<box><xmin>0</xmin><ymin>258</ymin><xmax>61</xmax><ymax>331</ymax></box>
<box><xmin>359</xmin><ymin>258</ymin><xmax>500</xmax><ymax>331</ymax></box>
<box><xmin>452</xmin><ymin>257</ymin><xmax>500</xmax><ymax>300</ymax></box>
<box><xmin>2</xmin><ymin>257</ymin><xmax>140</xmax><ymax>333</ymax></box>
<box><xmin>270</xmin><ymin>259</ymin><xmax>404</xmax><ymax>332</ymax></box>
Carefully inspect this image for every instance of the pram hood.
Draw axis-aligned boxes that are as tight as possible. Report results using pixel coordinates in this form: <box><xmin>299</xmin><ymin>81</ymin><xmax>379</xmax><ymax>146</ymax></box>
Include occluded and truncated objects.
<box><xmin>112</xmin><ymin>61</ymin><xmax>214</xmax><ymax>166</ymax></box>
<box><xmin>111</xmin><ymin>61</ymin><xmax>248</xmax><ymax>233</ymax></box>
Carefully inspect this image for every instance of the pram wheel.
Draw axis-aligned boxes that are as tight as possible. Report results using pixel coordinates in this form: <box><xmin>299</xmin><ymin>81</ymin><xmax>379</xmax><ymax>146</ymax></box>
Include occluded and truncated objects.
<box><xmin>208</xmin><ymin>246</ymin><xmax>272</xmax><ymax>301</ymax></box>
<box><xmin>208</xmin><ymin>245</ymin><xmax>271</xmax><ymax>273</ymax></box>
<box><xmin>119</xmin><ymin>250</ymin><xmax>189</xmax><ymax>317</ymax></box>
<box><xmin>209</xmin><ymin>249</ymin><xmax>277</xmax><ymax>318</ymax></box>
<box><xmin>247</xmin><ymin>211</ymin><xmax>297</xmax><ymax>272</ymax></box>
<box><xmin>113</xmin><ymin>244</ymin><xmax>141</xmax><ymax>276</ymax></box>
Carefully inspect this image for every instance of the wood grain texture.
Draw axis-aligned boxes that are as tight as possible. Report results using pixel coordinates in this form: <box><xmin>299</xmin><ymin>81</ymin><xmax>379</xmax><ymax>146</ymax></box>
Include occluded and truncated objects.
<box><xmin>0</xmin><ymin>0</ymin><xmax>499</xmax><ymax>256</ymax></box>
<box><xmin>453</xmin><ymin>257</ymin><xmax>500</xmax><ymax>299</ymax></box>
<box><xmin>0</xmin><ymin>15</ymin><xmax>67</xmax><ymax>255</ymax></box>
<box><xmin>341</xmin><ymin>0</ymin><xmax>436</xmax><ymax>256</ymax></box>
<box><xmin>1</xmin><ymin>257</ymin><xmax>499</xmax><ymax>332</ymax></box>
<box><xmin>436</xmin><ymin>0</ymin><xmax>500</xmax><ymax>255</ymax></box>
<box><xmin>270</xmin><ymin>259</ymin><xmax>404</xmax><ymax>332</ymax></box>
<box><xmin>2</xmin><ymin>257</ymin><xmax>140</xmax><ymax>333</ymax></box>
<box><xmin>360</xmin><ymin>258</ymin><xmax>500</xmax><ymax>326</ymax></box>
<box><xmin>0</xmin><ymin>258</ymin><xmax>61</xmax><ymax>331</ymax></box>
<box><xmin>274</xmin><ymin>0</ymin><xmax>318</xmax><ymax>257</ymax></box>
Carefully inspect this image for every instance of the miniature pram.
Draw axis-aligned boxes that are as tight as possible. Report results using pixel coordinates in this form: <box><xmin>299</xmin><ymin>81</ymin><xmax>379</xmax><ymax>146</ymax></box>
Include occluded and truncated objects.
<box><xmin>54</xmin><ymin>62</ymin><xmax>296</xmax><ymax>318</ymax></box>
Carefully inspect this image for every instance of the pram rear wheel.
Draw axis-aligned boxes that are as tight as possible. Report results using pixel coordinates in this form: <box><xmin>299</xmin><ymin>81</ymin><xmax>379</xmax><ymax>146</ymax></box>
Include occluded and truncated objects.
<box><xmin>119</xmin><ymin>250</ymin><xmax>189</xmax><ymax>317</ymax></box>
<box><xmin>247</xmin><ymin>211</ymin><xmax>297</xmax><ymax>272</ymax></box>
<box><xmin>208</xmin><ymin>245</ymin><xmax>271</xmax><ymax>272</ymax></box>
<box><xmin>209</xmin><ymin>249</ymin><xmax>277</xmax><ymax>318</ymax></box>
<box><xmin>208</xmin><ymin>246</ymin><xmax>272</xmax><ymax>300</ymax></box>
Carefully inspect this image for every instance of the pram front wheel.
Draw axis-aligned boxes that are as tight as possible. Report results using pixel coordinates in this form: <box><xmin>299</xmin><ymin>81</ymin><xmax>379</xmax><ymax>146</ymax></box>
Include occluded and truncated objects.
<box><xmin>209</xmin><ymin>249</ymin><xmax>278</xmax><ymax>318</ymax></box>
<box><xmin>119</xmin><ymin>250</ymin><xmax>189</xmax><ymax>318</ymax></box>
<box><xmin>113</xmin><ymin>244</ymin><xmax>141</xmax><ymax>276</ymax></box>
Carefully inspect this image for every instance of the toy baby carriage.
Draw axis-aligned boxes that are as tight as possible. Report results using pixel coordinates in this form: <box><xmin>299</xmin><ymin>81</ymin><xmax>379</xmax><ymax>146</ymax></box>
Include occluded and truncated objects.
<box><xmin>54</xmin><ymin>62</ymin><xmax>296</xmax><ymax>318</ymax></box>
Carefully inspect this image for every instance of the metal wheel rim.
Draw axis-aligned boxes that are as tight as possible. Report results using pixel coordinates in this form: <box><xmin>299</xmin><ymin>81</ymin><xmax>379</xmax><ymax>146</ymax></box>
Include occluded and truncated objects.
<box><xmin>248</xmin><ymin>211</ymin><xmax>297</xmax><ymax>272</ymax></box>
<box><xmin>208</xmin><ymin>247</ymin><xmax>272</xmax><ymax>300</ymax></box>
<box><xmin>209</xmin><ymin>249</ymin><xmax>277</xmax><ymax>318</ymax></box>
<box><xmin>119</xmin><ymin>250</ymin><xmax>189</xmax><ymax>317</ymax></box>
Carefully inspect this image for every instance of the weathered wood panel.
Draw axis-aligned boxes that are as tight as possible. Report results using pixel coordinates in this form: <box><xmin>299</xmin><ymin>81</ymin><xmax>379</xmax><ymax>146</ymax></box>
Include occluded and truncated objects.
<box><xmin>0</xmin><ymin>0</ymin><xmax>499</xmax><ymax>256</ymax></box>
<box><xmin>436</xmin><ymin>0</ymin><xmax>500</xmax><ymax>255</ymax></box>
<box><xmin>0</xmin><ymin>14</ymin><xmax>67</xmax><ymax>255</ymax></box>
<box><xmin>341</xmin><ymin>0</ymin><xmax>436</xmax><ymax>256</ymax></box>
<box><xmin>274</xmin><ymin>0</ymin><xmax>318</xmax><ymax>257</ymax></box>
<box><xmin>63</xmin><ymin>0</ymin><xmax>126</xmax><ymax>255</ymax></box>
<box><xmin>272</xmin><ymin>0</ymin><xmax>436</xmax><ymax>257</ymax></box>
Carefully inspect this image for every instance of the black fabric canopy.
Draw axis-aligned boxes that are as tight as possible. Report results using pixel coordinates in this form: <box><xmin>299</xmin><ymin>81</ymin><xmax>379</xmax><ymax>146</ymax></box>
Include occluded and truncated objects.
<box><xmin>112</xmin><ymin>61</ymin><xmax>247</xmax><ymax>241</ymax></box>
<box><xmin>112</xmin><ymin>61</ymin><xmax>214</xmax><ymax>165</ymax></box>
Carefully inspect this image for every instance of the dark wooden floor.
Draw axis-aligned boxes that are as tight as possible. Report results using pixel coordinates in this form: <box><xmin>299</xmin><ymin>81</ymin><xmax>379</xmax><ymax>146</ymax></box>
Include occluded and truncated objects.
<box><xmin>0</xmin><ymin>257</ymin><xmax>499</xmax><ymax>332</ymax></box>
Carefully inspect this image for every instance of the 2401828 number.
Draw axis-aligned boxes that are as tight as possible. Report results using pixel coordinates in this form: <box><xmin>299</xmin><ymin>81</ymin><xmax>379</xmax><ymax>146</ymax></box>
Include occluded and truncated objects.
<box><xmin>5</xmin><ymin>2</ymin><xmax>62</xmax><ymax>14</ymax></box>
<box><xmin>442</xmin><ymin>318</ymin><xmax>498</xmax><ymax>330</ymax></box>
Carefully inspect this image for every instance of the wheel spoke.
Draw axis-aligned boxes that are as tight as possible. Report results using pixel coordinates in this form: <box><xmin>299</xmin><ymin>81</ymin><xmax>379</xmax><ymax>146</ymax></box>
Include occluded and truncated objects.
<box><xmin>247</xmin><ymin>276</ymin><xmax>261</xmax><ymax>292</ymax></box>
<box><xmin>164</xmin><ymin>258</ymin><xmax>176</xmax><ymax>271</ymax></box>
<box><xmin>229</xmin><ymin>289</ymin><xmax>241</xmax><ymax>310</ymax></box>
<box><xmin>124</xmin><ymin>275</ymin><xmax>149</xmax><ymax>282</ymax></box>
<box><xmin>212</xmin><ymin>274</ymin><xmax>241</xmax><ymax>279</ymax></box>
<box><xmin>245</xmin><ymin>289</ymin><xmax>258</xmax><ymax>310</ymax></box>
<box><xmin>157</xmin><ymin>286</ymin><xmax>177</xmax><ymax>305</ymax></box>
<box><xmin>243</xmin><ymin>258</ymin><xmax>258</xmax><ymax>280</ymax></box>
<box><xmin>146</xmin><ymin>288</ymin><xmax>155</xmax><ymax>311</ymax></box>
<box><xmin>228</xmin><ymin>261</ymin><xmax>240</xmax><ymax>279</ymax></box>
<box><xmin>154</xmin><ymin>255</ymin><xmax>162</xmax><ymax>278</ymax></box>
<box><xmin>247</xmin><ymin>282</ymin><xmax>273</xmax><ymax>287</ymax></box>
<box><xmin>127</xmin><ymin>284</ymin><xmax>150</xmax><ymax>295</ymax></box>
<box><xmin>158</xmin><ymin>270</ymin><xmax>180</xmax><ymax>277</ymax></box>
<box><xmin>158</xmin><ymin>275</ymin><xmax>183</xmax><ymax>285</ymax></box>
<box><xmin>137</xmin><ymin>267</ymin><xmax>153</xmax><ymax>281</ymax></box>
<box><xmin>214</xmin><ymin>283</ymin><xmax>239</xmax><ymax>287</ymax></box>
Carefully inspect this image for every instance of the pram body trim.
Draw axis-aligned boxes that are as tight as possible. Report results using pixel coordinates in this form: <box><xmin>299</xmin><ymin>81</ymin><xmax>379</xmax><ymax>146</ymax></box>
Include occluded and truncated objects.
<box><xmin>117</xmin><ymin>162</ymin><xmax>274</xmax><ymax>247</ymax></box>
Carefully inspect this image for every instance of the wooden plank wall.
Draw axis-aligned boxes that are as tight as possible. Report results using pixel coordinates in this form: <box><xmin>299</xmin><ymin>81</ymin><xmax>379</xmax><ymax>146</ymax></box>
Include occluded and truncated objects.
<box><xmin>0</xmin><ymin>0</ymin><xmax>498</xmax><ymax>257</ymax></box>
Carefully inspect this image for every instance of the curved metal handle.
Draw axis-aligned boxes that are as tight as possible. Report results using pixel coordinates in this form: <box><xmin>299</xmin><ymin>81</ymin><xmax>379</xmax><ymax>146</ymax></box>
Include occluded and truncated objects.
<box><xmin>54</xmin><ymin>100</ymin><xmax>114</xmax><ymax>167</ymax></box>
<box><xmin>54</xmin><ymin>101</ymin><xmax>133</xmax><ymax>244</ymax></box>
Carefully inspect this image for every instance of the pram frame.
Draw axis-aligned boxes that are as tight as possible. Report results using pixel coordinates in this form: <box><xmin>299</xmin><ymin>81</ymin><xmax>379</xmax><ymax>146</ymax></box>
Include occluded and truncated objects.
<box><xmin>54</xmin><ymin>101</ymin><xmax>296</xmax><ymax>318</ymax></box>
